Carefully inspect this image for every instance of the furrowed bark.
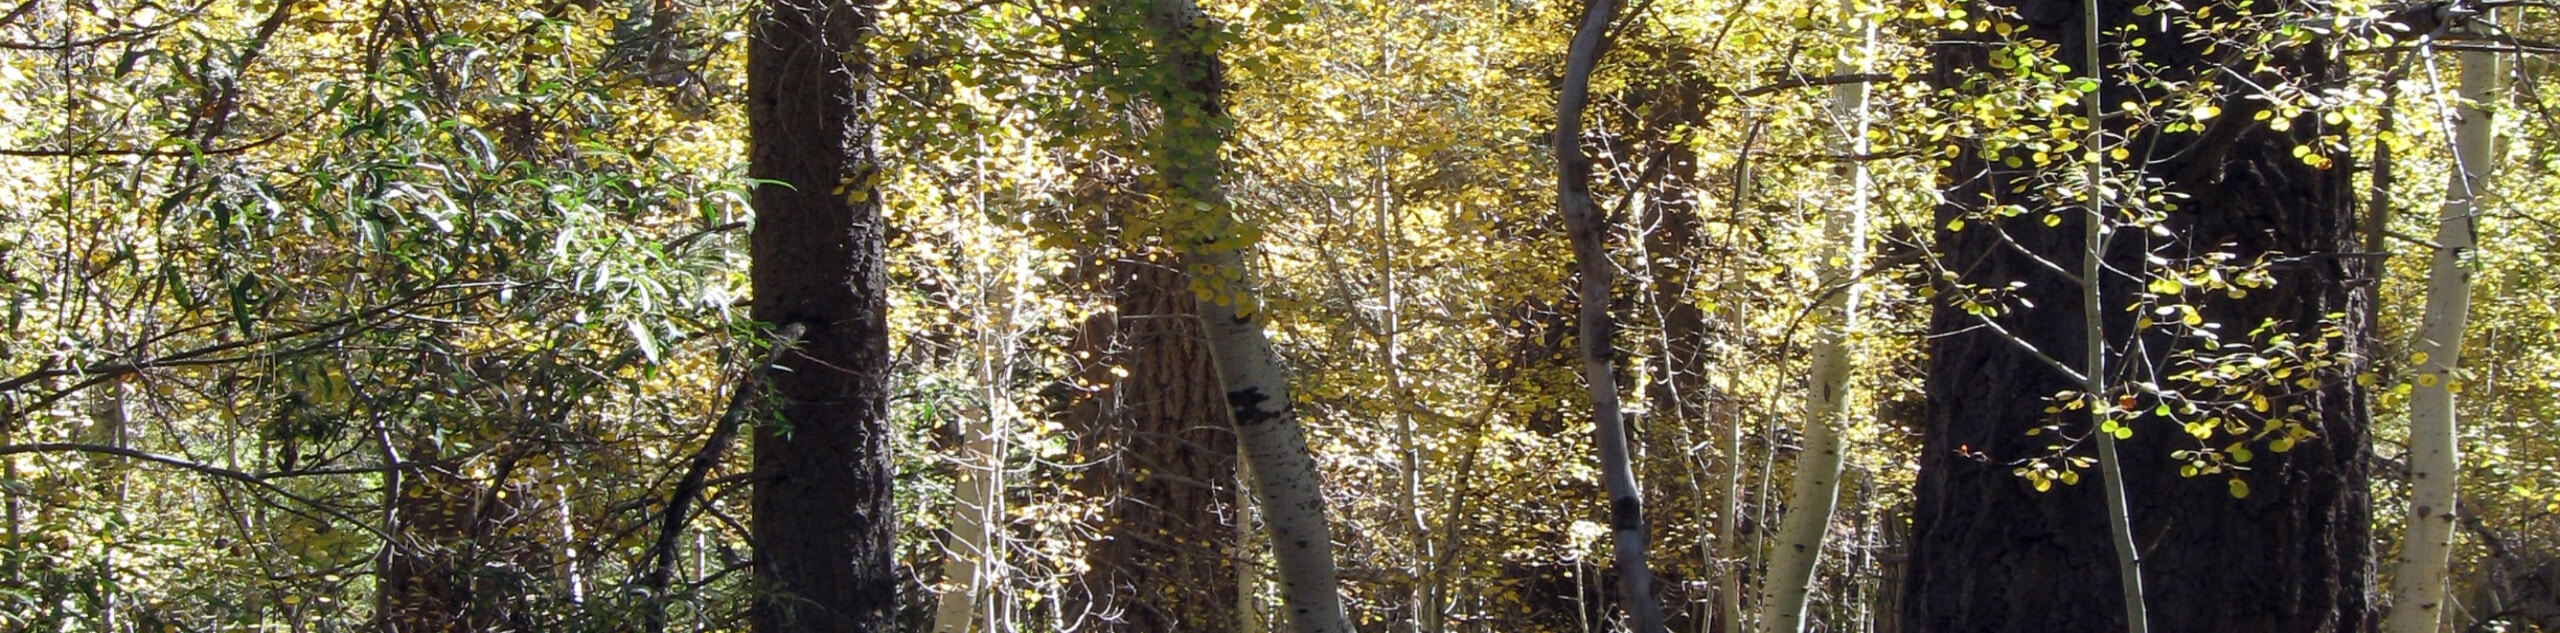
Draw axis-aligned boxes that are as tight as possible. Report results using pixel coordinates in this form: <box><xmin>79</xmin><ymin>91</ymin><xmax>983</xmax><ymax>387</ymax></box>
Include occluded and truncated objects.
<box><xmin>1905</xmin><ymin>1</ymin><xmax>2372</xmax><ymax>631</ymax></box>
<box><xmin>2382</xmin><ymin>30</ymin><xmax>2496</xmax><ymax>633</ymax></box>
<box><xmin>745</xmin><ymin>0</ymin><xmax>896</xmax><ymax>629</ymax></box>
<box><xmin>1554</xmin><ymin>0</ymin><xmax>1667</xmax><ymax>630</ymax></box>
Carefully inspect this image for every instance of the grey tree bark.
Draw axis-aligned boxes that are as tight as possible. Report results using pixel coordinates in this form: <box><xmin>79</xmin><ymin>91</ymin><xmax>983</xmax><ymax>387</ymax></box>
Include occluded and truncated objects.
<box><xmin>1756</xmin><ymin>7</ymin><xmax>1873</xmax><ymax>629</ymax></box>
<box><xmin>2382</xmin><ymin>24</ymin><xmax>2497</xmax><ymax>633</ymax></box>
<box><xmin>1554</xmin><ymin>0</ymin><xmax>1667</xmax><ymax>630</ymax></box>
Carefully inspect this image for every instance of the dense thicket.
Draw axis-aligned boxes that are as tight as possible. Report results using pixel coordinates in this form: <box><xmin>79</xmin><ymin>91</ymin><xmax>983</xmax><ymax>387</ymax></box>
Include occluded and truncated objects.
<box><xmin>1</xmin><ymin>0</ymin><xmax>2556</xmax><ymax>632</ymax></box>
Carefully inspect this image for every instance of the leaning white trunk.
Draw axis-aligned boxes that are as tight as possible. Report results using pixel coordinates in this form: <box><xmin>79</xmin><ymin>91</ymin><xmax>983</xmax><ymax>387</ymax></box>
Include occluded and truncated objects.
<box><xmin>2382</xmin><ymin>40</ymin><xmax>2496</xmax><ymax>633</ymax></box>
<box><xmin>1139</xmin><ymin>0</ymin><xmax>1354</xmax><ymax>626</ymax></box>
<box><xmin>1134</xmin><ymin>0</ymin><xmax>1353</xmax><ymax>628</ymax></box>
<box><xmin>1194</xmin><ymin>247</ymin><xmax>1355</xmax><ymax>633</ymax></box>
<box><xmin>1713</xmin><ymin>393</ymin><xmax>1745</xmax><ymax>633</ymax></box>
<box><xmin>1756</xmin><ymin>10</ymin><xmax>1871</xmax><ymax>630</ymax></box>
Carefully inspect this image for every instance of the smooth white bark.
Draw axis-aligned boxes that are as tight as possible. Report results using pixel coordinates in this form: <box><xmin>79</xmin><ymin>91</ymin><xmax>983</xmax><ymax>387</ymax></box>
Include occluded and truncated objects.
<box><xmin>1192</xmin><ymin>249</ymin><xmax>1355</xmax><ymax>633</ymax></box>
<box><xmin>2068</xmin><ymin>1</ymin><xmax>2150</xmax><ymax>627</ymax></box>
<box><xmin>931</xmin><ymin>394</ymin><xmax>1004</xmax><ymax>633</ymax></box>
<box><xmin>2383</xmin><ymin>38</ymin><xmax>2495</xmax><ymax>633</ymax></box>
<box><xmin>1756</xmin><ymin>7</ymin><xmax>1871</xmax><ymax>629</ymax></box>
<box><xmin>2081</xmin><ymin>2</ymin><xmax>2150</xmax><ymax>630</ymax></box>
<box><xmin>1713</xmin><ymin>392</ymin><xmax>1745</xmax><ymax>633</ymax></box>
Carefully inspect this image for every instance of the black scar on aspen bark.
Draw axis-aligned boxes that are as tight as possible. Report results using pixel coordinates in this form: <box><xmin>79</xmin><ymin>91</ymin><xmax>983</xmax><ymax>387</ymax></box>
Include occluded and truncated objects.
<box><xmin>1227</xmin><ymin>388</ymin><xmax>1281</xmax><ymax>426</ymax></box>
<box><xmin>1610</xmin><ymin>495</ymin><xmax>1642</xmax><ymax>531</ymax></box>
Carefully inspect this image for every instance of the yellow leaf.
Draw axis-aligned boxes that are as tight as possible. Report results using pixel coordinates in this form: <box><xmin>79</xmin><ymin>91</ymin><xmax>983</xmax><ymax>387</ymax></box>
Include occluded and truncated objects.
<box><xmin>2228</xmin><ymin>478</ymin><xmax>2250</xmax><ymax>499</ymax></box>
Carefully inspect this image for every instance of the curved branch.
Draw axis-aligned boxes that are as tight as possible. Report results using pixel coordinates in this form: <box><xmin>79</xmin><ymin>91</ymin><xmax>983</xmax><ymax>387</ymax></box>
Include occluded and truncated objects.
<box><xmin>638</xmin><ymin>322</ymin><xmax>805</xmax><ymax>630</ymax></box>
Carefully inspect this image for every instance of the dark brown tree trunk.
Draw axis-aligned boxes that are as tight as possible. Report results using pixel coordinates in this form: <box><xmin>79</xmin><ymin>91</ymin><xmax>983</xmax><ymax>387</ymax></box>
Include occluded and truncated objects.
<box><xmin>1905</xmin><ymin>2</ymin><xmax>2372</xmax><ymax>632</ymax></box>
<box><xmin>1640</xmin><ymin>79</ymin><xmax>1710</xmax><ymax>508</ymax></box>
<box><xmin>1062</xmin><ymin>251</ymin><xmax>1244</xmax><ymax>632</ymax></box>
<box><xmin>1635</xmin><ymin>73</ymin><xmax>1717</xmax><ymax>633</ymax></box>
<box><xmin>746</xmin><ymin>0</ymin><xmax>895</xmax><ymax>630</ymax></box>
<box><xmin>376</xmin><ymin>450</ymin><xmax>542</xmax><ymax>633</ymax></box>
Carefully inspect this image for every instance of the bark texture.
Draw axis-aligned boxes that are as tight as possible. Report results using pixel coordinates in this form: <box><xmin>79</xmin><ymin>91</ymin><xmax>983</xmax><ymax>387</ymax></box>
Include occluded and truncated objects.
<box><xmin>377</xmin><ymin>463</ymin><xmax>541</xmax><ymax>632</ymax></box>
<box><xmin>1905</xmin><ymin>2</ymin><xmax>2372</xmax><ymax>631</ymax></box>
<box><xmin>1064</xmin><ymin>254</ymin><xmax>1245</xmax><ymax>632</ymax></box>
<box><xmin>746</xmin><ymin>0</ymin><xmax>896</xmax><ymax>630</ymax></box>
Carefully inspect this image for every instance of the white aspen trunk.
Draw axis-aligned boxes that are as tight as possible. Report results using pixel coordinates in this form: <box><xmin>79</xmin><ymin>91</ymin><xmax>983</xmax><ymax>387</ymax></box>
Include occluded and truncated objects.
<box><xmin>557</xmin><ymin>483</ymin><xmax>584</xmax><ymax>603</ymax></box>
<box><xmin>1756</xmin><ymin>7</ymin><xmax>1871</xmax><ymax>629</ymax></box>
<box><xmin>1140</xmin><ymin>0</ymin><xmax>1353</xmax><ymax>628</ymax></box>
<box><xmin>1238</xmin><ymin>441</ymin><xmax>1272</xmax><ymax>633</ymax></box>
<box><xmin>1376</xmin><ymin>151</ymin><xmax>1435</xmax><ymax>633</ymax></box>
<box><xmin>935</xmin><ymin>181</ymin><xmax>1019</xmax><ymax>633</ymax></box>
<box><xmin>1714</xmin><ymin>391</ymin><xmax>1745</xmax><ymax>633</ymax></box>
<box><xmin>932</xmin><ymin>400</ymin><xmax>1001</xmax><ymax>633</ymax></box>
<box><xmin>1194</xmin><ymin>247</ymin><xmax>1355</xmax><ymax>633</ymax></box>
<box><xmin>1554</xmin><ymin>0</ymin><xmax>1666</xmax><ymax>630</ymax></box>
<box><xmin>2382</xmin><ymin>37</ymin><xmax>2495</xmax><ymax>633</ymax></box>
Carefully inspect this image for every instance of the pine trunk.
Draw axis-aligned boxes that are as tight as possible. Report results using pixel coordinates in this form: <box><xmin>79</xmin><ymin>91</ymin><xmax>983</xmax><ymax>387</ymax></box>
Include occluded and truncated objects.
<box><xmin>1064</xmin><ymin>254</ymin><xmax>1246</xmax><ymax>631</ymax></box>
<box><xmin>746</xmin><ymin>0</ymin><xmax>897</xmax><ymax>629</ymax></box>
<box><xmin>1905</xmin><ymin>2</ymin><xmax>2373</xmax><ymax>631</ymax></box>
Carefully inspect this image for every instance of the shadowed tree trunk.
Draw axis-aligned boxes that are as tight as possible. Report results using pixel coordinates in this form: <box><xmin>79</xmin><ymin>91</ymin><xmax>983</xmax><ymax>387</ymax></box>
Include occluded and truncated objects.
<box><xmin>745</xmin><ymin>0</ymin><xmax>896</xmax><ymax>630</ymax></box>
<box><xmin>1063</xmin><ymin>251</ymin><xmax>1245</xmax><ymax>632</ymax></box>
<box><xmin>377</xmin><ymin>446</ymin><xmax>542</xmax><ymax>633</ymax></box>
<box><xmin>1905</xmin><ymin>1</ymin><xmax>2372</xmax><ymax>632</ymax></box>
<box><xmin>1637</xmin><ymin>86</ymin><xmax>1717</xmax><ymax>633</ymax></box>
